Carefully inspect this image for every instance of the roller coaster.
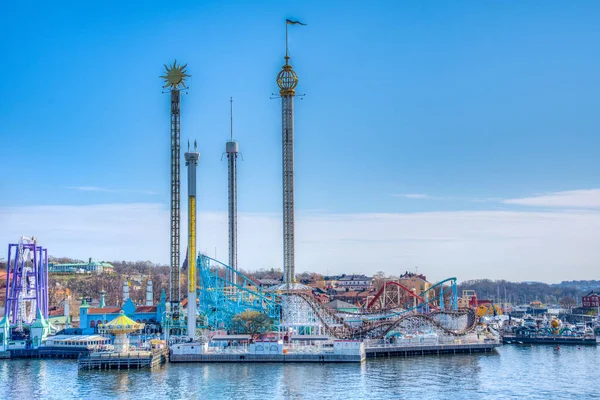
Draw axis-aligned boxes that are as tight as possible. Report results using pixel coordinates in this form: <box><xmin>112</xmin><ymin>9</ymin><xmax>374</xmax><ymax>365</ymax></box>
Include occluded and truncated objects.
<box><xmin>196</xmin><ymin>254</ymin><xmax>477</xmax><ymax>340</ymax></box>
<box><xmin>197</xmin><ymin>254</ymin><xmax>280</xmax><ymax>330</ymax></box>
<box><xmin>365</xmin><ymin>278</ymin><xmax>459</xmax><ymax>313</ymax></box>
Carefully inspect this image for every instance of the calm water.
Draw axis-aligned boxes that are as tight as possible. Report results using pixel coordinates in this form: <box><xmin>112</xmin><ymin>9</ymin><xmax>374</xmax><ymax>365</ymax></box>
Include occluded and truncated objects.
<box><xmin>1</xmin><ymin>346</ymin><xmax>599</xmax><ymax>399</ymax></box>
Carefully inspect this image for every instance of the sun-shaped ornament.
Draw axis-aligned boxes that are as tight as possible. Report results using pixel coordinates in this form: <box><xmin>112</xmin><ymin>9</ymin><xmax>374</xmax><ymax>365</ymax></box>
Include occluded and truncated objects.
<box><xmin>160</xmin><ymin>60</ymin><xmax>190</xmax><ymax>89</ymax></box>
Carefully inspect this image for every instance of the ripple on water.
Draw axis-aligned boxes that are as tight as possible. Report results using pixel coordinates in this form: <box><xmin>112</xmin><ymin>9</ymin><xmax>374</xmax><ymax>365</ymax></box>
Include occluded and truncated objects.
<box><xmin>0</xmin><ymin>346</ymin><xmax>598</xmax><ymax>400</ymax></box>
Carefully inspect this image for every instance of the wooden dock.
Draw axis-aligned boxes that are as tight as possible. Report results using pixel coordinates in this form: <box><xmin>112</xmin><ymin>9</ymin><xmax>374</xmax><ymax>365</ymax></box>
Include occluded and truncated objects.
<box><xmin>365</xmin><ymin>342</ymin><xmax>501</xmax><ymax>358</ymax></box>
<box><xmin>78</xmin><ymin>348</ymin><xmax>169</xmax><ymax>370</ymax></box>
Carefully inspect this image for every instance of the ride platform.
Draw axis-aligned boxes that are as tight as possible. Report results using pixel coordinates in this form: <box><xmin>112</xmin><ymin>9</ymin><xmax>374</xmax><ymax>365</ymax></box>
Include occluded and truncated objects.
<box><xmin>78</xmin><ymin>347</ymin><xmax>169</xmax><ymax>370</ymax></box>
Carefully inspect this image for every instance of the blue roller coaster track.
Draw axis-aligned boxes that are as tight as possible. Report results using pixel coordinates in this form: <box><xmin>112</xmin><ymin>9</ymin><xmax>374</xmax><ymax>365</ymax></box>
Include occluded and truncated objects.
<box><xmin>421</xmin><ymin>277</ymin><xmax>459</xmax><ymax>312</ymax></box>
<box><xmin>197</xmin><ymin>254</ymin><xmax>280</xmax><ymax>330</ymax></box>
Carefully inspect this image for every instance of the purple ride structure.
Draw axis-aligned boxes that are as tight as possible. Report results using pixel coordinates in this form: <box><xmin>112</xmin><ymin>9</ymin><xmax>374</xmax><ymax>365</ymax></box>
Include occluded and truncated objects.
<box><xmin>4</xmin><ymin>236</ymin><xmax>49</xmax><ymax>329</ymax></box>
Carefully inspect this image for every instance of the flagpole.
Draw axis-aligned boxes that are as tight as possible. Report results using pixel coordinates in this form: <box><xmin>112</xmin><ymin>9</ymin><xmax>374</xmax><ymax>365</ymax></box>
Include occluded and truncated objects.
<box><xmin>285</xmin><ymin>21</ymin><xmax>289</xmax><ymax>61</ymax></box>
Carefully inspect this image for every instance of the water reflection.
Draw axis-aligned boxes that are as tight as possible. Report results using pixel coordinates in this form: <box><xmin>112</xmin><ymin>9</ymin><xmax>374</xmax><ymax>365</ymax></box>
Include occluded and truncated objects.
<box><xmin>0</xmin><ymin>347</ymin><xmax>598</xmax><ymax>399</ymax></box>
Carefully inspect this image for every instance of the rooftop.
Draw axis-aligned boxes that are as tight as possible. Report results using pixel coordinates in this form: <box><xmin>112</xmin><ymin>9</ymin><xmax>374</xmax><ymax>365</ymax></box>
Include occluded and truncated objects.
<box><xmin>326</xmin><ymin>300</ymin><xmax>359</xmax><ymax>310</ymax></box>
<box><xmin>135</xmin><ymin>306</ymin><xmax>157</xmax><ymax>313</ymax></box>
<box><xmin>46</xmin><ymin>334</ymin><xmax>109</xmax><ymax>343</ymax></box>
<box><xmin>88</xmin><ymin>307</ymin><xmax>121</xmax><ymax>315</ymax></box>
<box><xmin>338</xmin><ymin>275</ymin><xmax>372</xmax><ymax>281</ymax></box>
<box><xmin>49</xmin><ymin>308</ymin><xmax>65</xmax><ymax>317</ymax></box>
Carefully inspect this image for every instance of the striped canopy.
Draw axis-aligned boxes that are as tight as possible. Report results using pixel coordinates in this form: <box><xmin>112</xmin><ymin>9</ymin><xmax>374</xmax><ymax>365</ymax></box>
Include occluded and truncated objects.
<box><xmin>99</xmin><ymin>310</ymin><xmax>144</xmax><ymax>334</ymax></box>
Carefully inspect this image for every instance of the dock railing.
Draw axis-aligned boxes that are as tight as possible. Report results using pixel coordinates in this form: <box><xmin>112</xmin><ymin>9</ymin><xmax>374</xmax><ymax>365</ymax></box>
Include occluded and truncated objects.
<box><xmin>363</xmin><ymin>335</ymin><xmax>494</xmax><ymax>349</ymax></box>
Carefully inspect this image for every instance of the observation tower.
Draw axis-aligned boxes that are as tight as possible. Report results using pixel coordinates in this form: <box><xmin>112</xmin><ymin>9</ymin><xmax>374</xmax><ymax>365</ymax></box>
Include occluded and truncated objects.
<box><xmin>277</xmin><ymin>20</ymin><xmax>303</xmax><ymax>287</ymax></box>
<box><xmin>160</xmin><ymin>61</ymin><xmax>190</xmax><ymax>322</ymax></box>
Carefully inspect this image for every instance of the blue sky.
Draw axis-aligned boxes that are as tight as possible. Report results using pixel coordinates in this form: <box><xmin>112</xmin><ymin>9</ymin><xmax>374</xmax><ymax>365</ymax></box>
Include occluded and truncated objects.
<box><xmin>1</xmin><ymin>1</ymin><xmax>600</xmax><ymax>282</ymax></box>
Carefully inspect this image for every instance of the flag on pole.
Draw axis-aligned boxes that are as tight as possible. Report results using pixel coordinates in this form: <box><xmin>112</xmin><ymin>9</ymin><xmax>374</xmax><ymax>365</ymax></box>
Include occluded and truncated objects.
<box><xmin>286</xmin><ymin>19</ymin><xmax>306</xmax><ymax>26</ymax></box>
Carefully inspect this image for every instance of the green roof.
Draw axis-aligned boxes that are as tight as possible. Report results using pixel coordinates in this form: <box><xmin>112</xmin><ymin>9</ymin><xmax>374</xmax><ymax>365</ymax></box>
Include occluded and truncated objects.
<box><xmin>30</xmin><ymin>309</ymin><xmax>49</xmax><ymax>328</ymax></box>
<box><xmin>80</xmin><ymin>298</ymin><xmax>90</xmax><ymax>309</ymax></box>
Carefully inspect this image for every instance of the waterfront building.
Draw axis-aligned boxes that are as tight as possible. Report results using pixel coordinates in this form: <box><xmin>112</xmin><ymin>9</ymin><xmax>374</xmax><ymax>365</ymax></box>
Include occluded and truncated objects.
<box><xmin>79</xmin><ymin>289</ymin><xmax>167</xmax><ymax>334</ymax></box>
<box><xmin>44</xmin><ymin>334</ymin><xmax>109</xmax><ymax>349</ymax></box>
<box><xmin>582</xmin><ymin>291</ymin><xmax>600</xmax><ymax>308</ymax></box>
<box><xmin>0</xmin><ymin>308</ymin><xmax>51</xmax><ymax>351</ymax></box>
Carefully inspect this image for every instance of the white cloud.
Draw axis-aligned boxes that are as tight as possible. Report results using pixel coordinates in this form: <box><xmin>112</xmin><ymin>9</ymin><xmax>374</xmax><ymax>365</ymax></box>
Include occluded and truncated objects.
<box><xmin>504</xmin><ymin>189</ymin><xmax>600</xmax><ymax>209</ymax></box>
<box><xmin>1</xmin><ymin>203</ymin><xmax>600</xmax><ymax>283</ymax></box>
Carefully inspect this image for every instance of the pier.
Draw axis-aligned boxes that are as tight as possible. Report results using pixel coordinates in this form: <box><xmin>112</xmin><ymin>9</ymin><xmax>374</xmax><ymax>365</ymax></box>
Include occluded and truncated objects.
<box><xmin>78</xmin><ymin>347</ymin><xmax>169</xmax><ymax>370</ymax></box>
<box><xmin>365</xmin><ymin>341</ymin><xmax>500</xmax><ymax>358</ymax></box>
<box><xmin>170</xmin><ymin>352</ymin><xmax>364</xmax><ymax>363</ymax></box>
<box><xmin>169</xmin><ymin>341</ymin><xmax>366</xmax><ymax>363</ymax></box>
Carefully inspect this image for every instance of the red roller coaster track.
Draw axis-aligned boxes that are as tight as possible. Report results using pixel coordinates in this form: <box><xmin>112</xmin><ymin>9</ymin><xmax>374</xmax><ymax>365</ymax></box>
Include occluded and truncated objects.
<box><xmin>366</xmin><ymin>281</ymin><xmax>427</xmax><ymax>309</ymax></box>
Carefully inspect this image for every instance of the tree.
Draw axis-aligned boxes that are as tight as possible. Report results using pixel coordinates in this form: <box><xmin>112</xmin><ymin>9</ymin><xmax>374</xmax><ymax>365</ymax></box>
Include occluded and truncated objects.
<box><xmin>232</xmin><ymin>311</ymin><xmax>273</xmax><ymax>341</ymax></box>
<box><xmin>372</xmin><ymin>271</ymin><xmax>387</xmax><ymax>291</ymax></box>
<box><xmin>559</xmin><ymin>296</ymin><xmax>577</xmax><ymax>310</ymax></box>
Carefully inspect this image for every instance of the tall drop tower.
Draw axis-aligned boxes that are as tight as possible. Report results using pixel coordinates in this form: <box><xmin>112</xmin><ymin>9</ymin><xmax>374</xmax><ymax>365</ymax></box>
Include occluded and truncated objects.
<box><xmin>225</xmin><ymin>97</ymin><xmax>239</xmax><ymax>285</ymax></box>
<box><xmin>161</xmin><ymin>61</ymin><xmax>190</xmax><ymax>321</ymax></box>
<box><xmin>277</xmin><ymin>20</ymin><xmax>304</xmax><ymax>285</ymax></box>
<box><xmin>185</xmin><ymin>141</ymin><xmax>199</xmax><ymax>339</ymax></box>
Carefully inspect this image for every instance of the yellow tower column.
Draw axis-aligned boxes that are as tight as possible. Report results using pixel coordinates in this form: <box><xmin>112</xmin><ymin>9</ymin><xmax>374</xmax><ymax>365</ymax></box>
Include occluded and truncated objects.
<box><xmin>185</xmin><ymin>142</ymin><xmax>199</xmax><ymax>340</ymax></box>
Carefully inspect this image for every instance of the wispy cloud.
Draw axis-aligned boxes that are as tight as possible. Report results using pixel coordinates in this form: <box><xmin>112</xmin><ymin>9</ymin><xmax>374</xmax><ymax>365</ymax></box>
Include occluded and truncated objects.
<box><xmin>393</xmin><ymin>193</ymin><xmax>500</xmax><ymax>203</ymax></box>
<box><xmin>395</xmin><ymin>188</ymin><xmax>600</xmax><ymax>209</ymax></box>
<box><xmin>1</xmin><ymin>203</ymin><xmax>600</xmax><ymax>283</ymax></box>
<box><xmin>504</xmin><ymin>189</ymin><xmax>600</xmax><ymax>209</ymax></box>
<box><xmin>68</xmin><ymin>186</ymin><xmax>157</xmax><ymax>195</ymax></box>
<box><xmin>394</xmin><ymin>194</ymin><xmax>434</xmax><ymax>199</ymax></box>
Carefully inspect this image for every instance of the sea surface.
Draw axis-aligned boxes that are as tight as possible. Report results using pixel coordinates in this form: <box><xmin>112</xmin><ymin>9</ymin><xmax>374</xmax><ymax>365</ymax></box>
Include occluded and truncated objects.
<box><xmin>0</xmin><ymin>345</ymin><xmax>598</xmax><ymax>399</ymax></box>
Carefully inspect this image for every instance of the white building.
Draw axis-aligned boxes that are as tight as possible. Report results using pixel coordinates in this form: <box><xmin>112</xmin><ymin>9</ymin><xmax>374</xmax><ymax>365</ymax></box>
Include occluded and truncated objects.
<box><xmin>337</xmin><ymin>275</ymin><xmax>372</xmax><ymax>291</ymax></box>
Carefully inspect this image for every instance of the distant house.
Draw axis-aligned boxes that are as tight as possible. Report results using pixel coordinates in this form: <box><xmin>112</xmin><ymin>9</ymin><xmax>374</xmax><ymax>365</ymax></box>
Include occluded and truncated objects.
<box><xmin>337</xmin><ymin>275</ymin><xmax>372</xmax><ymax>291</ymax></box>
<box><xmin>256</xmin><ymin>279</ymin><xmax>282</xmax><ymax>288</ymax></box>
<box><xmin>49</xmin><ymin>258</ymin><xmax>115</xmax><ymax>274</ymax></box>
<box><xmin>582</xmin><ymin>291</ymin><xmax>600</xmax><ymax>308</ymax></box>
<box><xmin>398</xmin><ymin>272</ymin><xmax>431</xmax><ymax>296</ymax></box>
<box><xmin>327</xmin><ymin>287</ymin><xmax>346</xmax><ymax>296</ymax></box>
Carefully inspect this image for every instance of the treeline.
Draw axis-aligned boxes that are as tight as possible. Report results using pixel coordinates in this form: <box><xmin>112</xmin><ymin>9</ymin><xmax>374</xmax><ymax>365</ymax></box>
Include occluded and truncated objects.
<box><xmin>457</xmin><ymin>279</ymin><xmax>588</xmax><ymax>305</ymax></box>
<box><xmin>48</xmin><ymin>260</ymin><xmax>171</xmax><ymax>311</ymax></box>
<box><xmin>554</xmin><ymin>280</ymin><xmax>600</xmax><ymax>292</ymax></box>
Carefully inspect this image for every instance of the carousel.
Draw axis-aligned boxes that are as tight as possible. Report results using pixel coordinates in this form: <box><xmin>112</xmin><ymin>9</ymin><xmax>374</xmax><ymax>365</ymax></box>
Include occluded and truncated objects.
<box><xmin>98</xmin><ymin>310</ymin><xmax>144</xmax><ymax>353</ymax></box>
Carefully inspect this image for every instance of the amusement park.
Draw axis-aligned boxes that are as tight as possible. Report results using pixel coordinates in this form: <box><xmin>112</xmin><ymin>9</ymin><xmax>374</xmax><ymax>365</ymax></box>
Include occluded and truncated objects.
<box><xmin>0</xmin><ymin>19</ymin><xmax>514</xmax><ymax>367</ymax></box>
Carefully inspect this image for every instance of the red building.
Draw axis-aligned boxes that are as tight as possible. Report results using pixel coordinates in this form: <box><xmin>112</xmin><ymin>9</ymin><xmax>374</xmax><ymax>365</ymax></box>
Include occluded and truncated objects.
<box><xmin>582</xmin><ymin>291</ymin><xmax>600</xmax><ymax>308</ymax></box>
